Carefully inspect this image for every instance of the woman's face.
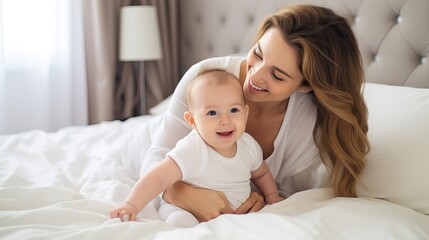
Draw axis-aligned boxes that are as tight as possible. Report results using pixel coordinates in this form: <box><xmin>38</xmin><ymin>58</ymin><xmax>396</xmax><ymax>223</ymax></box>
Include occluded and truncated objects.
<box><xmin>244</xmin><ymin>27</ymin><xmax>305</xmax><ymax>103</ymax></box>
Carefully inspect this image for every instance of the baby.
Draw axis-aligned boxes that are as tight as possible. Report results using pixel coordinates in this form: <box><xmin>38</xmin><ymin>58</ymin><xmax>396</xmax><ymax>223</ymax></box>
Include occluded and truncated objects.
<box><xmin>110</xmin><ymin>69</ymin><xmax>284</xmax><ymax>227</ymax></box>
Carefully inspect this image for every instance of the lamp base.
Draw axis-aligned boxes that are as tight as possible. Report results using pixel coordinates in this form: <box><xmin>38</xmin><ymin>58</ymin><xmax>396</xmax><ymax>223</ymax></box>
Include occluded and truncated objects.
<box><xmin>138</xmin><ymin>61</ymin><xmax>146</xmax><ymax>115</ymax></box>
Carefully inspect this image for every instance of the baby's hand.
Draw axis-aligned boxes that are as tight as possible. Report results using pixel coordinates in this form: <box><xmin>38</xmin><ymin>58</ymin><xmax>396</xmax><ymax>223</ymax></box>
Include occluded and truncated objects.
<box><xmin>110</xmin><ymin>202</ymin><xmax>138</xmax><ymax>222</ymax></box>
<box><xmin>265</xmin><ymin>194</ymin><xmax>285</xmax><ymax>205</ymax></box>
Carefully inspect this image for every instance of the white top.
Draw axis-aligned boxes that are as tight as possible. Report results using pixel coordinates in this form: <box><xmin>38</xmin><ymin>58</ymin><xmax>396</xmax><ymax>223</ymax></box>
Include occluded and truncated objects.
<box><xmin>141</xmin><ymin>56</ymin><xmax>328</xmax><ymax>197</ymax></box>
<box><xmin>167</xmin><ymin>130</ymin><xmax>263</xmax><ymax>210</ymax></box>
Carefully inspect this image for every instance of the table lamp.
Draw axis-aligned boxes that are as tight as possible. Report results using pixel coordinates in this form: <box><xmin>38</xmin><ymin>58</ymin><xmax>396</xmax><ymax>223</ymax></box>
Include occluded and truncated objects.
<box><xmin>119</xmin><ymin>5</ymin><xmax>162</xmax><ymax>114</ymax></box>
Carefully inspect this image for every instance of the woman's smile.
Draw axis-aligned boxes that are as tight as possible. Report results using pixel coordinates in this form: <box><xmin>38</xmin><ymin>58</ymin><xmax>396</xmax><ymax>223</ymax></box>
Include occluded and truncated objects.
<box><xmin>250</xmin><ymin>81</ymin><xmax>267</xmax><ymax>91</ymax></box>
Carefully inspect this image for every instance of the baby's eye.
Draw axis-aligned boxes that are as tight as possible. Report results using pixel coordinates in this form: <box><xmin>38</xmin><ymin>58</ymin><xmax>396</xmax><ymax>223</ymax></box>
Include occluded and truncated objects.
<box><xmin>230</xmin><ymin>108</ymin><xmax>239</xmax><ymax>113</ymax></box>
<box><xmin>207</xmin><ymin>110</ymin><xmax>217</xmax><ymax>116</ymax></box>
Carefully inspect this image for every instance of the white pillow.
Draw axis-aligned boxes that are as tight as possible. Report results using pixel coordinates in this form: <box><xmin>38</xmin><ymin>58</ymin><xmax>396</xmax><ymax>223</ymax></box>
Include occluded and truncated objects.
<box><xmin>357</xmin><ymin>83</ymin><xmax>429</xmax><ymax>215</ymax></box>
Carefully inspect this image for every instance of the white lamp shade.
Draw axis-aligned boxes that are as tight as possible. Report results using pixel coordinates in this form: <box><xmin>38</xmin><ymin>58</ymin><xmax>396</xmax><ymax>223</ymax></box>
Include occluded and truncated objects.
<box><xmin>119</xmin><ymin>6</ymin><xmax>162</xmax><ymax>61</ymax></box>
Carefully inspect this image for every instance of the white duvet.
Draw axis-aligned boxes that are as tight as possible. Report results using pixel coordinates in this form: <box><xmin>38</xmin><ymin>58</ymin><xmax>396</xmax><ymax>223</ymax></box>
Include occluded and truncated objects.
<box><xmin>1</xmin><ymin>115</ymin><xmax>428</xmax><ymax>240</ymax></box>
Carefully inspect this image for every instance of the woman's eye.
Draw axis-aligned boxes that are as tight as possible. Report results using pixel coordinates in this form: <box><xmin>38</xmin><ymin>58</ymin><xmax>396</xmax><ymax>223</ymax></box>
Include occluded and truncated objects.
<box><xmin>253</xmin><ymin>48</ymin><xmax>262</xmax><ymax>60</ymax></box>
<box><xmin>230</xmin><ymin>108</ymin><xmax>239</xmax><ymax>113</ymax></box>
<box><xmin>207</xmin><ymin>111</ymin><xmax>216</xmax><ymax>116</ymax></box>
<box><xmin>272</xmin><ymin>70</ymin><xmax>284</xmax><ymax>81</ymax></box>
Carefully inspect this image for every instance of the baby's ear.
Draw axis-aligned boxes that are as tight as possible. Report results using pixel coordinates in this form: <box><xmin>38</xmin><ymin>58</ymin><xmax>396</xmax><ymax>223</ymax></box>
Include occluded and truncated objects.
<box><xmin>184</xmin><ymin>111</ymin><xmax>196</xmax><ymax>128</ymax></box>
<box><xmin>244</xmin><ymin>104</ymin><xmax>249</xmax><ymax>121</ymax></box>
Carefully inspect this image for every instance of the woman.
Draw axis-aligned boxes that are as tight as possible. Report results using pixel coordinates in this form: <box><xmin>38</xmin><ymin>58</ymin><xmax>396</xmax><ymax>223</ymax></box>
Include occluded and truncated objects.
<box><xmin>138</xmin><ymin>4</ymin><xmax>370</xmax><ymax>222</ymax></box>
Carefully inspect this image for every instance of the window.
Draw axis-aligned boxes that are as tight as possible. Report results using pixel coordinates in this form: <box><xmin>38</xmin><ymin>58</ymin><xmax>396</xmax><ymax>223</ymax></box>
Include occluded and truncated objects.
<box><xmin>0</xmin><ymin>0</ymin><xmax>87</xmax><ymax>134</ymax></box>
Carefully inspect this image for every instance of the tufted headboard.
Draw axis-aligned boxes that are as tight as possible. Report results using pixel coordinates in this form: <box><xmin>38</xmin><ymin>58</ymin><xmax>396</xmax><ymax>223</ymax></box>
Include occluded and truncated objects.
<box><xmin>179</xmin><ymin>0</ymin><xmax>429</xmax><ymax>88</ymax></box>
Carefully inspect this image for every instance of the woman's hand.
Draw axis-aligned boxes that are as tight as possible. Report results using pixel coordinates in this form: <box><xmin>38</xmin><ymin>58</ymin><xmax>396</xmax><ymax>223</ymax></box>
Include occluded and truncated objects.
<box><xmin>163</xmin><ymin>182</ymin><xmax>234</xmax><ymax>222</ymax></box>
<box><xmin>235</xmin><ymin>191</ymin><xmax>265</xmax><ymax>214</ymax></box>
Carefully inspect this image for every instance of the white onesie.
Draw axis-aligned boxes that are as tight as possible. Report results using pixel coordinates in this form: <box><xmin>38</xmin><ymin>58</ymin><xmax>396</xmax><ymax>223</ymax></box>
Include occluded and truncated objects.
<box><xmin>168</xmin><ymin>130</ymin><xmax>262</xmax><ymax>210</ymax></box>
<box><xmin>158</xmin><ymin>129</ymin><xmax>263</xmax><ymax>227</ymax></box>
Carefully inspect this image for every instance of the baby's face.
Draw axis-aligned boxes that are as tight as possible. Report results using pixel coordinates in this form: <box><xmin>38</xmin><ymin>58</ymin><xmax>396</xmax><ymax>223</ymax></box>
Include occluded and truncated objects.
<box><xmin>190</xmin><ymin>77</ymin><xmax>248</xmax><ymax>155</ymax></box>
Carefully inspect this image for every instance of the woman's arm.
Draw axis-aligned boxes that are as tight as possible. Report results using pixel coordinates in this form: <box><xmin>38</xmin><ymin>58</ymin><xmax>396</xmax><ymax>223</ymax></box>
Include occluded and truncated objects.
<box><xmin>235</xmin><ymin>192</ymin><xmax>265</xmax><ymax>214</ymax></box>
<box><xmin>163</xmin><ymin>182</ymin><xmax>235</xmax><ymax>222</ymax></box>
<box><xmin>162</xmin><ymin>161</ymin><xmax>271</xmax><ymax>219</ymax></box>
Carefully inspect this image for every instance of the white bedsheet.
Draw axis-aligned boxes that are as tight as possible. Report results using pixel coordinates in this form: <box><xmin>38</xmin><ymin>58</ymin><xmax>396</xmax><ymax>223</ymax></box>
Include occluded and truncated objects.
<box><xmin>1</xmin><ymin>115</ymin><xmax>428</xmax><ymax>240</ymax></box>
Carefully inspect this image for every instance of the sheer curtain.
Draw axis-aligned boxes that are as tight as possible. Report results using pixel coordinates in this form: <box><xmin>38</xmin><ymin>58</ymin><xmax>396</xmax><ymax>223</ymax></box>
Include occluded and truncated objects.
<box><xmin>0</xmin><ymin>1</ymin><xmax>5</xmax><ymax>134</ymax></box>
<box><xmin>0</xmin><ymin>0</ymin><xmax>87</xmax><ymax>135</ymax></box>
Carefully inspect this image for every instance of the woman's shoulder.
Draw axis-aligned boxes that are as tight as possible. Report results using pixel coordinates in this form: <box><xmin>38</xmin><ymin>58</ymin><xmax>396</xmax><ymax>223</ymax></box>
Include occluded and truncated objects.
<box><xmin>289</xmin><ymin>93</ymin><xmax>317</xmax><ymax>117</ymax></box>
<box><xmin>191</xmin><ymin>55</ymin><xmax>245</xmax><ymax>76</ymax></box>
<box><xmin>195</xmin><ymin>55</ymin><xmax>245</xmax><ymax>65</ymax></box>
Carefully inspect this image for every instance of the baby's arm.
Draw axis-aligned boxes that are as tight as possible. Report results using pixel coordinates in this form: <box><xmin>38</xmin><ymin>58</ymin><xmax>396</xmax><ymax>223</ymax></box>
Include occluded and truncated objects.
<box><xmin>110</xmin><ymin>157</ymin><xmax>182</xmax><ymax>221</ymax></box>
<box><xmin>250</xmin><ymin>162</ymin><xmax>285</xmax><ymax>204</ymax></box>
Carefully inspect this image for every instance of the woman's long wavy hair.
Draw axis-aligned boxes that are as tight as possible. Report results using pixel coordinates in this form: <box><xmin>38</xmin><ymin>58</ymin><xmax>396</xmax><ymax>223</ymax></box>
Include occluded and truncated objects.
<box><xmin>256</xmin><ymin>5</ymin><xmax>370</xmax><ymax>197</ymax></box>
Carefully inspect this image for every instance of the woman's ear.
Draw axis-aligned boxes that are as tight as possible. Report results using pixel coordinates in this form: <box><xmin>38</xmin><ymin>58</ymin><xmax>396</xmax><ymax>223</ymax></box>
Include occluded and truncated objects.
<box><xmin>184</xmin><ymin>111</ymin><xmax>196</xmax><ymax>129</ymax></box>
<box><xmin>298</xmin><ymin>80</ymin><xmax>313</xmax><ymax>94</ymax></box>
<box><xmin>298</xmin><ymin>85</ymin><xmax>313</xmax><ymax>94</ymax></box>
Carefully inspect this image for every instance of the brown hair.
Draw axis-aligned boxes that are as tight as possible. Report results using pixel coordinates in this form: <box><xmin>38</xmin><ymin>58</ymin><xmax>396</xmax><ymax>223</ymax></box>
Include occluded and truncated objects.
<box><xmin>256</xmin><ymin>5</ymin><xmax>370</xmax><ymax>197</ymax></box>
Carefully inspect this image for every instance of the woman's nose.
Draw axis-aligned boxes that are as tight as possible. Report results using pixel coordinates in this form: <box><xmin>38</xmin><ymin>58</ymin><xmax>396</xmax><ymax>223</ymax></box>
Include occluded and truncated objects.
<box><xmin>250</xmin><ymin>62</ymin><xmax>265</xmax><ymax>81</ymax></box>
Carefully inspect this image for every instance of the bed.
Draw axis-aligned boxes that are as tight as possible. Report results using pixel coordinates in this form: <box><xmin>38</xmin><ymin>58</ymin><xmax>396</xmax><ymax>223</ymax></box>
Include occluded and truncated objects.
<box><xmin>1</xmin><ymin>0</ymin><xmax>429</xmax><ymax>239</ymax></box>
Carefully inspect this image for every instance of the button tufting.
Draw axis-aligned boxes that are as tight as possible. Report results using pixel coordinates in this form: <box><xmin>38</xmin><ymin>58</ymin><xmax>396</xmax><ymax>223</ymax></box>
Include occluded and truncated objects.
<box><xmin>354</xmin><ymin>16</ymin><xmax>360</xmax><ymax>23</ymax></box>
<box><xmin>220</xmin><ymin>15</ymin><xmax>226</xmax><ymax>24</ymax></box>
<box><xmin>422</xmin><ymin>57</ymin><xmax>427</xmax><ymax>64</ymax></box>
<box><xmin>374</xmin><ymin>54</ymin><xmax>380</xmax><ymax>62</ymax></box>
<box><xmin>397</xmin><ymin>16</ymin><xmax>403</xmax><ymax>24</ymax></box>
<box><xmin>248</xmin><ymin>15</ymin><xmax>254</xmax><ymax>24</ymax></box>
